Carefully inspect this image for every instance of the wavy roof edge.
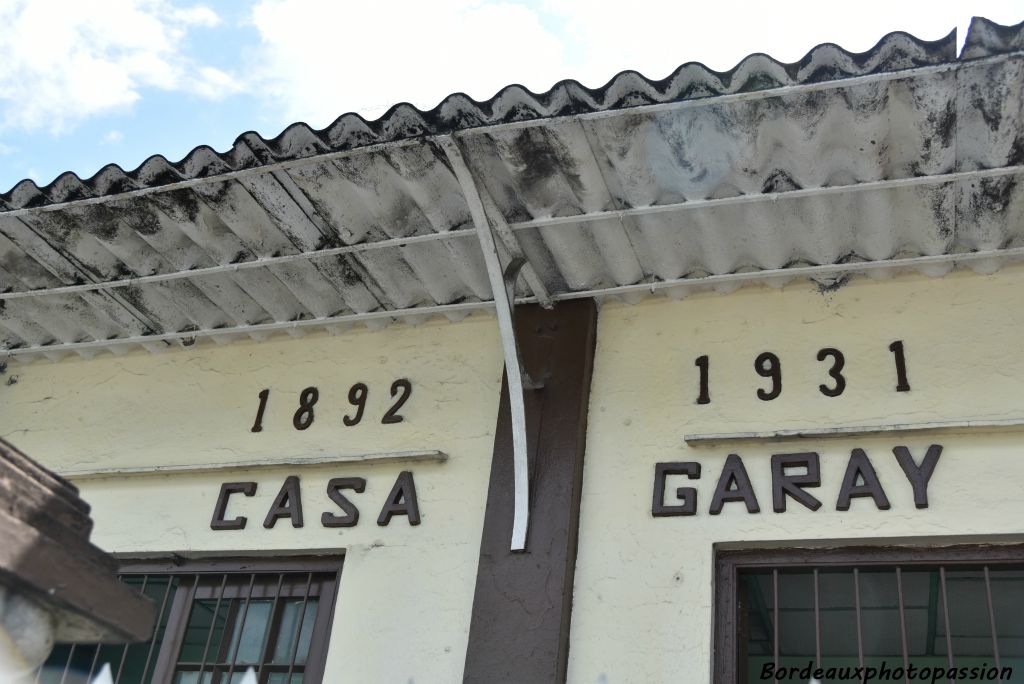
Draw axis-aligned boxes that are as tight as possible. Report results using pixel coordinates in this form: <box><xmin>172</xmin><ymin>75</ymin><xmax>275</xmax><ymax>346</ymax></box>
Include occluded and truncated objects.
<box><xmin>2</xmin><ymin>15</ymin><xmax>1022</xmax><ymax>211</ymax></box>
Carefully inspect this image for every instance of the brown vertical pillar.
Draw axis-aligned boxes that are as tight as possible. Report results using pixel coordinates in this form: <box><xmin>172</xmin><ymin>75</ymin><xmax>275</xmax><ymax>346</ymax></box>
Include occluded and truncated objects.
<box><xmin>463</xmin><ymin>299</ymin><xmax>598</xmax><ymax>683</ymax></box>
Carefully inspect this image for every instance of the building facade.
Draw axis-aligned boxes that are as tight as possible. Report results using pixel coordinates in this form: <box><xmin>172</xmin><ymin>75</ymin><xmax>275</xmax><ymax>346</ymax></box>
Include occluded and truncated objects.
<box><xmin>2</xmin><ymin>16</ymin><xmax>1023</xmax><ymax>684</ymax></box>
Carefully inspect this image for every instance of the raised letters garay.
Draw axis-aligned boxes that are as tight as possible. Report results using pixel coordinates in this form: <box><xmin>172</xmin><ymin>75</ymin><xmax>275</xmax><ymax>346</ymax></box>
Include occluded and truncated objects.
<box><xmin>652</xmin><ymin>445</ymin><xmax>941</xmax><ymax>517</ymax></box>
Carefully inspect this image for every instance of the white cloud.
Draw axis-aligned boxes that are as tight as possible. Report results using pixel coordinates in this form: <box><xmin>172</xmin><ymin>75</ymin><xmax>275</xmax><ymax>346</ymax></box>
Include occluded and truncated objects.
<box><xmin>2</xmin><ymin>0</ymin><xmax>1019</xmax><ymax>143</ymax></box>
<box><xmin>0</xmin><ymin>0</ymin><xmax>240</xmax><ymax>134</ymax></box>
<box><xmin>248</xmin><ymin>0</ymin><xmax>566</xmax><ymax>127</ymax></box>
<box><xmin>102</xmin><ymin>129</ymin><xmax>123</xmax><ymax>144</ymax></box>
<box><xmin>248</xmin><ymin>0</ymin><xmax>1024</xmax><ymax>130</ymax></box>
<box><xmin>192</xmin><ymin>65</ymin><xmax>242</xmax><ymax>99</ymax></box>
<box><xmin>540</xmin><ymin>0</ymin><xmax>1024</xmax><ymax>79</ymax></box>
<box><xmin>168</xmin><ymin>4</ymin><xmax>220</xmax><ymax>27</ymax></box>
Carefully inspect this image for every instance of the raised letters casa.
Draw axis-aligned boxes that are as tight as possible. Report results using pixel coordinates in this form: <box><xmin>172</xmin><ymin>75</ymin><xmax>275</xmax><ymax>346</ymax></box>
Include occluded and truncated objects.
<box><xmin>211</xmin><ymin>471</ymin><xmax>421</xmax><ymax>530</ymax></box>
<box><xmin>652</xmin><ymin>444</ymin><xmax>941</xmax><ymax>517</ymax></box>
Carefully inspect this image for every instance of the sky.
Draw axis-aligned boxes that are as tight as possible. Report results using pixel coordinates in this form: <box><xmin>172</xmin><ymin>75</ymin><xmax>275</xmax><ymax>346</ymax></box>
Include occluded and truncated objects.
<box><xmin>0</xmin><ymin>0</ymin><xmax>1021</xmax><ymax>193</ymax></box>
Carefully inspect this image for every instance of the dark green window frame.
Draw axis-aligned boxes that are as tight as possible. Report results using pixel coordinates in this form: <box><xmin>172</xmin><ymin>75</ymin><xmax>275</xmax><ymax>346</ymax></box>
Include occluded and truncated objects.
<box><xmin>38</xmin><ymin>556</ymin><xmax>342</xmax><ymax>684</ymax></box>
<box><xmin>714</xmin><ymin>544</ymin><xmax>1024</xmax><ymax>684</ymax></box>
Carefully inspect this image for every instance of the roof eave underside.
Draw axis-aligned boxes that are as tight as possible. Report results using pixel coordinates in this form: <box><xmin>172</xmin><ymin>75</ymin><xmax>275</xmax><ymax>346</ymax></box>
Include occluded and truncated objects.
<box><xmin>0</xmin><ymin>16</ymin><xmax>1022</xmax><ymax>362</ymax></box>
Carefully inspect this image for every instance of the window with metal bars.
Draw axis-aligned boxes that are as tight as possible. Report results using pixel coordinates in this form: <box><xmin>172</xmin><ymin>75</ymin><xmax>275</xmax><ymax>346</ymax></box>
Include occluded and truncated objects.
<box><xmin>35</xmin><ymin>557</ymin><xmax>341</xmax><ymax>684</ymax></box>
<box><xmin>714</xmin><ymin>545</ymin><xmax>1024</xmax><ymax>683</ymax></box>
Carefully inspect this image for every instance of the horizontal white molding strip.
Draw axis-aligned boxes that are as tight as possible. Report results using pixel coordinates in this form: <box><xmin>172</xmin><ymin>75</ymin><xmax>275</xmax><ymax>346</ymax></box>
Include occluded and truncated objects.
<box><xmin>60</xmin><ymin>449</ymin><xmax>448</xmax><ymax>479</ymax></box>
<box><xmin>511</xmin><ymin>165</ymin><xmax>1024</xmax><ymax>230</ymax></box>
<box><xmin>684</xmin><ymin>419</ymin><xmax>1024</xmax><ymax>445</ymax></box>
<box><xmin>549</xmin><ymin>245</ymin><xmax>1024</xmax><ymax>302</ymax></box>
<box><xmin>5</xmin><ymin>164</ymin><xmax>1022</xmax><ymax>304</ymax></box>
<box><xmin>4</xmin><ymin>162</ymin><xmax>1019</xmax><ymax>305</ymax></box>
<box><xmin>0</xmin><ymin>228</ymin><xmax>478</xmax><ymax>301</ymax></box>
<box><xmin>3</xmin><ymin>300</ymin><xmax>497</xmax><ymax>357</ymax></box>
<box><xmin>10</xmin><ymin>244</ymin><xmax>1024</xmax><ymax>359</ymax></box>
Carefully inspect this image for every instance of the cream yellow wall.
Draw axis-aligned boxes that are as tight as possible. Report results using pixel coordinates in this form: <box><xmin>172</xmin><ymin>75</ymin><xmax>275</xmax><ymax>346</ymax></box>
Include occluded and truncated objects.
<box><xmin>0</xmin><ymin>314</ymin><xmax>504</xmax><ymax>683</ymax></box>
<box><xmin>7</xmin><ymin>265</ymin><xmax>1024</xmax><ymax>683</ymax></box>
<box><xmin>568</xmin><ymin>266</ymin><xmax>1024</xmax><ymax>684</ymax></box>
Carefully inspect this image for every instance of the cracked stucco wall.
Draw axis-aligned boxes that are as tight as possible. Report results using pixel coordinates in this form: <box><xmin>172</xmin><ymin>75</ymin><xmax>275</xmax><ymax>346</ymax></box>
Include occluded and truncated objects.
<box><xmin>568</xmin><ymin>265</ymin><xmax>1024</xmax><ymax>683</ymax></box>
<box><xmin>0</xmin><ymin>313</ymin><xmax>503</xmax><ymax>683</ymax></box>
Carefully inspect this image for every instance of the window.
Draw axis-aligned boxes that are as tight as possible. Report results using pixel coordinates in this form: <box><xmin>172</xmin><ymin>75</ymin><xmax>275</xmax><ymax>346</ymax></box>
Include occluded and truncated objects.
<box><xmin>714</xmin><ymin>545</ymin><xmax>1024</xmax><ymax>683</ymax></box>
<box><xmin>37</xmin><ymin>557</ymin><xmax>342</xmax><ymax>684</ymax></box>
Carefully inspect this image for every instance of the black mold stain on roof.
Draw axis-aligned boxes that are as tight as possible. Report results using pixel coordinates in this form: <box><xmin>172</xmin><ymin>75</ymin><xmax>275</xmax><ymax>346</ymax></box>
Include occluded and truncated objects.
<box><xmin>11</xmin><ymin>19</ymin><xmax>1012</xmax><ymax>211</ymax></box>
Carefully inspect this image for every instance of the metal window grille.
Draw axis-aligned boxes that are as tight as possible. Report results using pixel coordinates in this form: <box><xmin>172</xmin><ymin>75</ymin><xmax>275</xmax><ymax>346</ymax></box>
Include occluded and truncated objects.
<box><xmin>36</xmin><ymin>558</ymin><xmax>341</xmax><ymax>684</ymax></box>
<box><xmin>715</xmin><ymin>545</ymin><xmax>1024</xmax><ymax>684</ymax></box>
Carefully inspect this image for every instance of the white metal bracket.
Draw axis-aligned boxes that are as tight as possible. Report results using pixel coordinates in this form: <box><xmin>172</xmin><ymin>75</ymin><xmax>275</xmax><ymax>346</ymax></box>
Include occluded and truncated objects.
<box><xmin>440</xmin><ymin>135</ymin><xmax>540</xmax><ymax>552</ymax></box>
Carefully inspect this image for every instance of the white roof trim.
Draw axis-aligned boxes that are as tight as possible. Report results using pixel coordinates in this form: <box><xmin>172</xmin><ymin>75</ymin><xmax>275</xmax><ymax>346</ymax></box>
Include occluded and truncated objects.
<box><xmin>4</xmin><ymin>163</ymin><xmax>1021</xmax><ymax>304</ymax></box>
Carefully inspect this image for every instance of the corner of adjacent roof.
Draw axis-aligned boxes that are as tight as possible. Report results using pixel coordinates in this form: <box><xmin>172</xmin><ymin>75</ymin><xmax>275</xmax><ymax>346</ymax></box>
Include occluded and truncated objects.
<box><xmin>961</xmin><ymin>16</ymin><xmax>1024</xmax><ymax>60</ymax></box>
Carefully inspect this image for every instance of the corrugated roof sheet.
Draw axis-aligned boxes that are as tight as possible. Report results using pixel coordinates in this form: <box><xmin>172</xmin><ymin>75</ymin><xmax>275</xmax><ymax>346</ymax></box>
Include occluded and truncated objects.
<box><xmin>0</xmin><ymin>16</ymin><xmax>1022</xmax><ymax>360</ymax></box>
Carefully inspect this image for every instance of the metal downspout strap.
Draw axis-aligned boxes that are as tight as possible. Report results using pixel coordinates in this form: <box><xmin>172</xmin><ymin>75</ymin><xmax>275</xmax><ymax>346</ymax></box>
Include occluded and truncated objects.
<box><xmin>440</xmin><ymin>136</ymin><xmax>535</xmax><ymax>552</ymax></box>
